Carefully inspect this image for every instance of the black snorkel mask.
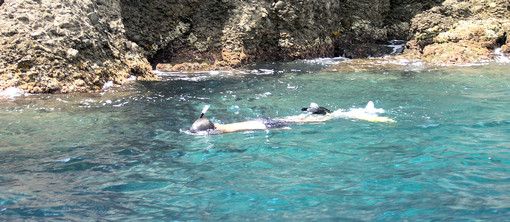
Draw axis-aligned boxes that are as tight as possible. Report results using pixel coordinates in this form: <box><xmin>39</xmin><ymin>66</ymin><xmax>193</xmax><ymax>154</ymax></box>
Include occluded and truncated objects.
<box><xmin>301</xmin><ymin>103</ymin><xmax>331</xmax><ymax>115</ymax></box>
<box><xmin>190</xmin><ymin>105</ymin><xmax>216</xmax><ymax>133</ymax></box>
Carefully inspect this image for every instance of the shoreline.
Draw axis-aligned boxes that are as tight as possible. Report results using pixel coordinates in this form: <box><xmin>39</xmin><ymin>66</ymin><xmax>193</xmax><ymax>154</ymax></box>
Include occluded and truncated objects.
<box><xmin>2</xmin><ymin>52</ymin><xmax>510</xmax><ymax>100</ymax></box>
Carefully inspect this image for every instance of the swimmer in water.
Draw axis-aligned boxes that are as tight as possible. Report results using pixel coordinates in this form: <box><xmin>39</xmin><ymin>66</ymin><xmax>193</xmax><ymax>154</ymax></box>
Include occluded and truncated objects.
<box><xmin>189</xmin><ymin>103</ymin><xmax>335</xmax><ymax>134</ymax></box>
<box><xmin>189</xmin><ymin>102</ymin><xmax>396</xmax><ymax>134</ymax></box>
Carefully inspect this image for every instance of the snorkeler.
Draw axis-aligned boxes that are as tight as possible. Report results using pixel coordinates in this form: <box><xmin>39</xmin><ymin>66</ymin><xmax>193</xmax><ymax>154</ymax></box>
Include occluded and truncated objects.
<box><xmin>190</xmin><ymin>103</ymin><xmax>336</xmax><ymax>134</ymax></box>
<box><xmin>189</xmin><ymin>102</ymin><xmax>395</xmax><ymax>134</ymax></box>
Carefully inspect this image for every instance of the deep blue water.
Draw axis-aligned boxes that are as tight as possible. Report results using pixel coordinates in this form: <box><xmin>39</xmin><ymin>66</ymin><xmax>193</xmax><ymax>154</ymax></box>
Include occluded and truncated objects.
<box><xmin>1</xmin><ymin>59</ymin><xmax>510</xmax><ymax>221</ymax></box>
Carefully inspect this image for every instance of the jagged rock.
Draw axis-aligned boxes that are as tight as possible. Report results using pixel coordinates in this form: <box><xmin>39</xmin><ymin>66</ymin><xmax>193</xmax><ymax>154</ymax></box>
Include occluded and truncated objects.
<box><xmin>1</xmin><ymin>0</ymin><xmax>507</xmax><ymax>93</ymax></box>
<box><xmin>155</xmin><ymin>62</ymin><xmax>213</xmax><ymax>72</ymax></box>
<box><xmin>149</xmin><ymin>0</ymin><xmax>441</xmax><ymax>69</ymax></box>
<box><xmin>422</xmin><ymin>41</ymin><xmax>493</xmax><ymax>64</ymax></box>
<box><xmin>406</xmin><ymin>0</ymin><xmax>510</xmax><ymax>64</ymax></box>
<box><xmin>0</xmin><ymin>0</ymin><xmax>157</xmax><ymax>93</ymax></box>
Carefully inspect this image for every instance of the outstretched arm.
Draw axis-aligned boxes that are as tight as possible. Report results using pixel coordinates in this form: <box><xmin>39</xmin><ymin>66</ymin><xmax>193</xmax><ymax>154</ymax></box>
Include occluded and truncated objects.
<box><xmin>214</xmin><ymin>121</ymin><xmax>268</xmax><ymax>133</ymax></box>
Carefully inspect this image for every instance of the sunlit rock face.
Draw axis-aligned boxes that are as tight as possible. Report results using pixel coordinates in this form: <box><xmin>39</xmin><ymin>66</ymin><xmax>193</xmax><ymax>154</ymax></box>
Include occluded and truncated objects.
<box><xmin>0</xmin><ymin>0</ymin><xmax>156</xmax><ymax>93</ymax></box>
<box><xmin>2</xmin><ymin>0</ymin><xmax>507</xmax><ymax>93</ymax></box>
<box><xmin>120</xmin><ymin>0</ymin><xmax>441</xmax><ymax>67</ymax></box>
<box><xmin>405</xmin><ymin>0</ymin><xmax>510</xmax><ymax>64</ymax></box>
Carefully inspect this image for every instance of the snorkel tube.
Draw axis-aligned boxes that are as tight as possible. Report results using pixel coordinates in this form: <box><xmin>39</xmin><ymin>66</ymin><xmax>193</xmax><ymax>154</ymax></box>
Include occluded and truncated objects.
<box><xmin>190</xmin><ymin>105</ymin><xmax>216</xmax><ymax>133</ymax></box>
<box><xmin>199</xmin><ymin>105</ymin><xmax>210</xmax><ymax>119</ymax></box>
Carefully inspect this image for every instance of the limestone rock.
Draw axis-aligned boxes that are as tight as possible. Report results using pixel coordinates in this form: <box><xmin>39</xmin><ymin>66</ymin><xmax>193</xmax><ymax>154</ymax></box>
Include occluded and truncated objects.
<box><xmin>0</xmin><ymin>0</ymin><xmax>156</xmax><ymax>93</ymax></box>
<box><xmin>407</xmin><ymin>0</ymin><xmax>510</xmax><ymax>64</ymax></box>
<box><xmin>1</xmin><ymin>0</ymin><xmax>507</xmax><ymax>93</ymax></box>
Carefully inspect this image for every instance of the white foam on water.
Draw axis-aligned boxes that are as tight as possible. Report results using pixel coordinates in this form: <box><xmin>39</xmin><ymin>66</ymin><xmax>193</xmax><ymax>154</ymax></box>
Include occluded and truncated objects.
<box><xmin>240</xmin><ymin>69</ymin><xmax>275</xmax><ymax>75</ymax></box>
<box><xmin>283</xmin><ymin>101</ymin><xmax>395</xmax><ymax>123</ymax></box>
<box><xmin>57</xmin><ymin>157</ymin><xmax>71</xmax><ymax>163</ymax></box>
<box><xmin>56</xmin><ymin>98</ymin><xmax>69</xmax><ymax>103</ymax></box>
<box><xmin>494</xmin><ymin>48</ymin><xmax>510</xmax><ymax>63</ymax></box>
<box><xmin>362</xmin><ymin>101</ymin><xmax>385</xmax><ymax>114</ymax></box>
<box><xmin>286</xmin><ymin>84</ymin><xmax>298</xmax><ymax>89</ymax></box>
<box><xmin>103</xmin><ymin>81</ymin><xmax>114</xmax><ymax>88</ymax></box>
<box><xmin>384</xmin><ymin>40</ymin><xmax>406</xmax><ymax>54</ymax></box>
<box><xmin>303</xmin><ymin>57</ymin><xmax>347</xmax><ymax>66</ymax></box>
<box><xmin>113</xmin><ymin>102</ymin><xmax>129</xmax><ymax>107</ymax></box>
<box><xmin>331</xmin><ymin>101</ymin><xmax>395</xmax><ymax>123</ymax></box>
<box><xmin>256</xmin><ymin>69</ymin><xmax>275</xmax><ymax>75</ymax></box>
<box><xmin>209</xmin><ymin>70</ymin><xmax>221</xmax><ymax>75</ymax></box>
<box><xmin>154</xmin><ymin>70</ymin><xmax>235</xmax><ymax>81</ymax></box>
<box><xmin>387</xmin><ymin>59</ymin><xmax>424</xmax><ymax>67</ymax></box>
<box><xmin>127</xmin><ymin>75</ymin><xmax>137</xmax><ymax>81</ymax></box>
<box><xmin>0</xmin><ymin>87</ymin><xmax>24</xmax><ymax>99</ymax></box>
<box><xmin>102</xmin><ymin>99</ymin><xmax>113</xmax><ymax>106</ymax></box>
<box><xmin>257</xmin><ymin>92</ymin><xmax>272</xmax><ymax>98</ymax></box>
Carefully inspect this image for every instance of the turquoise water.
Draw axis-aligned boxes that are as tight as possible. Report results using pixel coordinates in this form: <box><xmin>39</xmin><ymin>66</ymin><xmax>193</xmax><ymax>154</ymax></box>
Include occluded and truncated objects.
<box><xmin>1</xmin><ymin>59</ymin><xmax>510</xmax><ymax>221</ymax></box>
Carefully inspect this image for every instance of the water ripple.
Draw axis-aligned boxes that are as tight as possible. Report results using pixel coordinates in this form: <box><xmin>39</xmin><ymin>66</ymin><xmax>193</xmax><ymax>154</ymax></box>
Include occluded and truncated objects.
<box><xmin>1</xmin><ymin>63</ymin><xmax>510</xmax><ymax>220</ymax></box>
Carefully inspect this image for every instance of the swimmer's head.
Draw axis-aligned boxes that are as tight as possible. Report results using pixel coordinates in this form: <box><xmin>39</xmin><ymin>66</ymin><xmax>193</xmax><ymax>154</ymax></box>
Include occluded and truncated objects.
<box><xmin>190</xmin><ymin>118</ymin><xmax>216</xmax><ymax>133</ymax></box>
<box><xmin>189</xmin><ymin>105</ymin><xmax>216</xmax><ymax>133</ymax></box>
<box><xmin>301</xmin><ymin>103</ymin><xmax>331</xmax><ymax>115</ymax></box>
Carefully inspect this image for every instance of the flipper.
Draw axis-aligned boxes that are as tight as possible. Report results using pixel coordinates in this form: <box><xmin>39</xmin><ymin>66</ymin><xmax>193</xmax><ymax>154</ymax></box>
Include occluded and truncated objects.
<box><xmin>364</xmin><ymin>101</ymin><xmax>384</xmax><ymax>114</ymax></box>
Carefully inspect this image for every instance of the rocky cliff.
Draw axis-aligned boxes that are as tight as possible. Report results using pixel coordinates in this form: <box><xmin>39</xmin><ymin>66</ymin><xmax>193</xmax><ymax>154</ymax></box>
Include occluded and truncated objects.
<box><xmin>148</xmin><ymin>0</ymin><xmax>444</xmax><ymax>69</ymax></box>
<box><xmin>0</xmin><ymin>0</ymin><xmax>508</xmax><ymax>93</ymax></box>
<box><xmin>404</xmin><ymin>0</ymin><xmax>510</xmax><ymax>64</ymax></box>
<box><xmin>0</xmin><ymin>0</ymin><xmax>157</xmax><ymax>93</ymax></box>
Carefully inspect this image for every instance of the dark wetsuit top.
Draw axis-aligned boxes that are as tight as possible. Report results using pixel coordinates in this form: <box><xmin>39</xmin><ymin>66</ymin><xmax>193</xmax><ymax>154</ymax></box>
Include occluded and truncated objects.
<box><xmin>257</xmin><ymin>118</ymin><xmax>297</xmax><ymax>128</ymax></box>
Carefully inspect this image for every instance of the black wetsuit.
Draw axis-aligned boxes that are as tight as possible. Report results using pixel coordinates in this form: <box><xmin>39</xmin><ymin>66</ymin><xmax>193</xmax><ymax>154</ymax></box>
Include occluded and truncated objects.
<box><xmin>257</xmin><ymin>118</ymin><xmax>297</xmax><ymax>128</ymax></box>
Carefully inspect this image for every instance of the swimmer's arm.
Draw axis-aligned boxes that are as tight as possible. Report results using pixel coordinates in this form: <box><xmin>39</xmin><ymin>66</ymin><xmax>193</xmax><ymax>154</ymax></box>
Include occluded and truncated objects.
<box><xmin>214</xmin><ymin>121</ymin><xmax>268</xmax><ymax>133</ymax></box>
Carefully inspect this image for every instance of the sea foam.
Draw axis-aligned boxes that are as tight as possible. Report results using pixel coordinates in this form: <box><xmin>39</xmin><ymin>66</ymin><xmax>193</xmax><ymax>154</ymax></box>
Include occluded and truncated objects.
<box><xmin>0</xmin><ymin>87</ymin><xmax>24</xmax><ymax>99</ymax></box>
<box><xmin>332</xmin><ymin>101</ymin><xmax>395</xmax><ymax>123</ymax></box>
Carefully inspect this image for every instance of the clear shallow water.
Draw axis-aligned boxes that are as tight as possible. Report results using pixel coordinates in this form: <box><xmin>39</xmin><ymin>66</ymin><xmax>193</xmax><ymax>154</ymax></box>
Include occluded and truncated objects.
<box><xmin>1</xmin><ymin>60</ymin><xmax>510</xmax><ymax>221</ymax></box>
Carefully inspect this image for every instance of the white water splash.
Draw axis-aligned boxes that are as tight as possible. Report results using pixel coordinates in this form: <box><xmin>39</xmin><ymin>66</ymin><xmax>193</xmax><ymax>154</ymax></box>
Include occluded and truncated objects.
<box><xmin>249</xmin><ymin>69</ymin><xmax>275</xmax><ymax>75</ymax></box>
<box><xmin>303</xmin><ymin>57</ymin><xmax>347</xmax><ymax>65</ymax></box>
<box><xmin>154</xmin><ymin>70</ymin><xmax>234</xmax><ymax>81</ymax></box>
<box><xmin>284</xmin><ymin>101</ymin><xmax>395</xmax><ymax>123</ymax></box>
<box><xmin>331</xmin><ymin>101</ymin><xmax>395</xmax><ymax>122</ymax></box>
<box><xmin>103</xmin><ymin>81</ymin><xmax>114</xmax><ymax>88</ymax></box>
<box><xmin>494</xmin><ymin>48</ymin><xmax>510</xmax><ymax>63</ymax></box>
<box><xmin>384</xmin><ymin>40</ymin><xmax>406</xmax><ymax>54</ymax></box>
<box><xmin>0</xmin><ymin>87</ymin><xmax>24</xmax><ymax>99</ymax></box>
<box><xmin>127</xmin><ymin>76</ymin><xmax>137</xmax><ymax>81</ymax></box>
<box><xmin>56</xmin><ymin>157</ymin><xmax>72</xmax><ymax>163</ymax></box>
